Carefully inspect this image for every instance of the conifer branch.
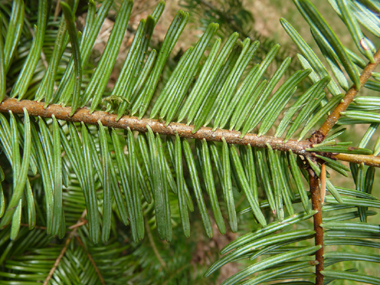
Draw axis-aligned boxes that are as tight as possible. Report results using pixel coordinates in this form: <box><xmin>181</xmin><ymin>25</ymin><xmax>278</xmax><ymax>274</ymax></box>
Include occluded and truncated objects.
<box><xmin>1</xmin><ymin>0</ymin><xmax>380</xmax><ymax>283</ymax></box>
<box><xmin>2</xmin><ymin>98</ymin><xmax>380</xmax><ymax>167</ymax></box>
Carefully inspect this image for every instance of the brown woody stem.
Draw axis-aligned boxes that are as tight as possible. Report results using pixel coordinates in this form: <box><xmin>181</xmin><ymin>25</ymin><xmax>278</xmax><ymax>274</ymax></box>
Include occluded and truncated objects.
<box><xmin>332</xmin><ymin>153</ymin><xmax>380</xmax><ymax>167</ymax></box>
<box><xmin>0</xmin><ymin>98</ymin><xmax>312</xmax><ymax>155</ymax></box>
<box><xmin>316</xmin><ymin>47</ymin><xmax>380</xmax><ymax>139</ymax></box>
<box><xmin>2</xmin><ymin>98</ymin><xmax>380</xmax><ymax>166</ymax></box>
<box><xmin>308</xmin><ymin>167</ymin><xmax>324</xmax><ymax>285</ymax></box>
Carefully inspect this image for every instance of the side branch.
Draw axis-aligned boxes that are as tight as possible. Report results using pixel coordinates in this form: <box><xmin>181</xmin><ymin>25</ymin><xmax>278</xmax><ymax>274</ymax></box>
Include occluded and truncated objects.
<box><xmin>316</xmin><ymin>47</ymin><xmax>380</xmax><ymax>138</ymax></box>
<box><xmin>0</xmin><ymin>98</ymin><xmax>312</xmax><ymax>155</ymax></box>
<box><xmin>332</xmin><ymin>153</ymin><xmax>380</xmax><ymax>168</ymax></box>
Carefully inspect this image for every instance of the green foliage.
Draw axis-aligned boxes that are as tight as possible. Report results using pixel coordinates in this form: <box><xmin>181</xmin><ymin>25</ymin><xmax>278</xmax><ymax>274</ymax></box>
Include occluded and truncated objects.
<box><xmin>0</xmin><ymin>0</ymin><xmax>380</xmax><ymax>284</ymax></box>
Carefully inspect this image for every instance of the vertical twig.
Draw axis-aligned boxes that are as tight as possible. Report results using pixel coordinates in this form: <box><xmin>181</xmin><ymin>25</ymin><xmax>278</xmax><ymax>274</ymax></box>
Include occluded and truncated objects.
<box><xmin>308</xmin><ymin>167</ymin><xmax>324</xmax><ymax>285</ymax></box>
<box><xmin>308</xmin><ymin>36</ymin><xmax>380</xmax><ymax>285</ymax></box>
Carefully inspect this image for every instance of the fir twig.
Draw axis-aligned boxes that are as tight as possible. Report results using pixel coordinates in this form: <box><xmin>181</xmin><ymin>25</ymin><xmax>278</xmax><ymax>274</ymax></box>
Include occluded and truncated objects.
<box><xmin>0</xmin><ymin>98</ymin><xmax>312</xmax><ymax>155</ymax></box>
<box><xmin>2</xmin><ymin>98</ymin><xmax>379</xmax><ymax>167</ymax></box>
